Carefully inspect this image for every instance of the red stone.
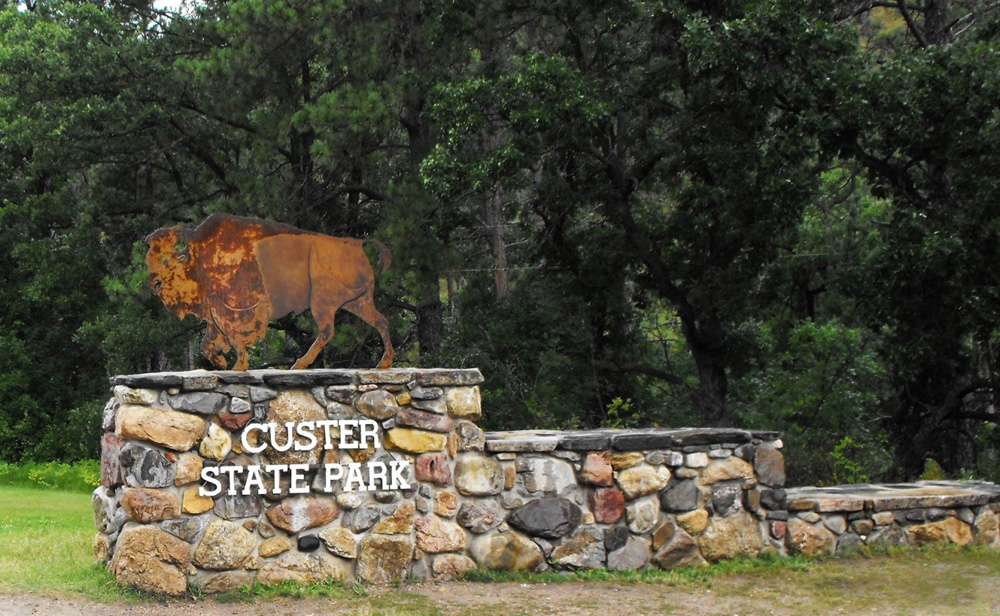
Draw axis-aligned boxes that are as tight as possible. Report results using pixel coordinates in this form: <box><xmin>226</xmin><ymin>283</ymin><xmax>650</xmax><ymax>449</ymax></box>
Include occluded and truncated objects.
<box><xmin>771</xmin><ymin>520</ymin><xmax>787</xmax><ymax>540</ymax></box>
<box><xmin>396</xmin><ymin>407</ymin><xmax>454</xmax><ymax>433</ymax></box>
<box><xmin>101</xmin><ymin>433</ymin><xmax>122</xmax><ymax>488</ymax></box>
<box><xmin>579</xmin><ymin>451</ymin><xmax>613</xmax><ymax>487</ymax></box>
<box><xmin>588</xmin><ymin>487</ymin><xmax>625</xmax><ymax>524</ymax></box>
<box><xmin>265</xmin><ymin>497</ymin><xmax>339</xmax><ymax>534</ymax></box>
<box><xmin>120</xmin><ymin>488</ymin><xmax>180</xmax><ymax>523</ymax></box>
<box><xmin>416</xmin><ymin>452</ymin><xmax>452</xmax><ymax>486</ymax></box>
<box><xmin>217</xmin><ymin>410</ymin><xmax>252</xmax><ymax>430</ymax></box>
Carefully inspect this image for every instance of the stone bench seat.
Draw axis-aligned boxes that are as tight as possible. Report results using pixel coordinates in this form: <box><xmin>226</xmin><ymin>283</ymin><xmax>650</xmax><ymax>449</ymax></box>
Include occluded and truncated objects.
<box><xmin>785</xmin><ymin>481</ymin><xmax>1000</xmax><ymax>513</ymax></box>
<box><xmin>772</xmin><ymin>481</ymin><xmax>1000</xmax><ymax>557</ymax></box>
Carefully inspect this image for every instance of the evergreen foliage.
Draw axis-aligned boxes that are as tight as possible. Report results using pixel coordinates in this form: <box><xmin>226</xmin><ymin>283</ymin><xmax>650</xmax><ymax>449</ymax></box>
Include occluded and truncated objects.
<box><xmin>1</xmin><ymin>0</ymin><xmax>999</xmax><ymax>483</ymax></box>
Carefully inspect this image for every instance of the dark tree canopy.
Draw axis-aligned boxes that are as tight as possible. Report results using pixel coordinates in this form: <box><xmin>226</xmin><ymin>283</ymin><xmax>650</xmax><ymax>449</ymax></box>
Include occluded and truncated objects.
<box><xmin>2</xmin><ymin>0</ymin><xmax>1000</xmax><ymax>483</ymax></box>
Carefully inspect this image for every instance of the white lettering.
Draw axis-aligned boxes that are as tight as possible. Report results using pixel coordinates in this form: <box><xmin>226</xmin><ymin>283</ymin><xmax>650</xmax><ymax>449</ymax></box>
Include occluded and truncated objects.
<box><xmin>359</xmin><ymin>419</ymin><xmax>380</xmax><ymax>448</ymax></box>
<box><xmin>241</xmin><ymin>423</ymin><xmax>267</xmax><ymax>454</ymax></box>
<box><xmin>367</xmin><ymin>461</ymin><xmax>388</xmax><ymax>491</ymax></box>
<box><xmin>265</xmin><ymin>464</ymin><xmax>286</xmax><ymax>494</ymax></box>
<box><xmin>389</xmin><ymin>460</ymin><xmax>411</xmax><ymax>490</ymax></box>
<box><xmin>294</xmin><ymin>421</ymin><xmax>318</xmax><ymax>451</ymax></box>
<box><xmin>289</xmin><ymin>463</ymin><xmax>310</xmax><ymax>494</ymax></box>
<box><xmin>322</xmin><ymin>462</ymin><xmax>345</xmax><ymax>492</ymax></box>
<box><xmin>243</xmin><ymin>465</ymin><xmax>265</xmax><ymax>495</ymax></box>
<box><xmin>339</xmin><ymin>419</ymin><xmax>359</xmax><ymax>449</ymax></box>
<box><xmin>343</xmin><ymin>462</ymin><xmax>365</xmax><ymax>491</ymax></box>
<box><xmin>199</xmin><ymin>466</ymin><xmax>222</xmax><ymax>497</ymax></box>
<box><xmin>200</xmin><ymin>419</ymin><xmax>414</xmax><ymax>497</ymax></box>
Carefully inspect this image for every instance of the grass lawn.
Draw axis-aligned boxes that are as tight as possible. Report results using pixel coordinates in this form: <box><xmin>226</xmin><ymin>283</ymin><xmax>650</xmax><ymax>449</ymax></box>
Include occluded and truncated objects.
<box><xmin>2</xmin><ymin>485</ymin><xmax>1000</xmax><ymax>615</ymax></box>
<box><xmin>0</xmin><ymin>486</ymin><xmax>130</xmax><ymax>601</ymax></box>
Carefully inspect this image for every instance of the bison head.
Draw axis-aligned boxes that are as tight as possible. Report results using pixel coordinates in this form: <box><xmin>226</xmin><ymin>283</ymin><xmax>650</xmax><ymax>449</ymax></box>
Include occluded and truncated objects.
<box><xmin>146</xmin><ymin>226</ymin><xmax>202</xmax><ymax>319</ymax></box>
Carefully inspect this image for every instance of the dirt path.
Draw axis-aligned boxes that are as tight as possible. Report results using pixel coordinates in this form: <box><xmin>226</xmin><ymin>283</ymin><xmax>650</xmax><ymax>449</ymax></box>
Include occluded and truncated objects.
<box><xmin>2</xmin><ymin>554</ymin><xmax>999</xmax><ymax>616</ymax></box>
<box><xmin>0</xmin><ymin>578</ymin><xmax>996</xmax><ymax>616</ymax></box>
<box><xmin>2</xmin><ymin>585</ymin><xmax>746</xmax><ymax>616</ymax></box>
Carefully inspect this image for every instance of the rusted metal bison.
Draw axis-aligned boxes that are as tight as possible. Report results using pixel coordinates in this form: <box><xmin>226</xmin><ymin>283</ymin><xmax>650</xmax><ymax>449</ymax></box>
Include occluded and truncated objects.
<box><xmin>146</xmin><ymin>213</ymin><xmax>394</xmax><ymax>370</ymax></box>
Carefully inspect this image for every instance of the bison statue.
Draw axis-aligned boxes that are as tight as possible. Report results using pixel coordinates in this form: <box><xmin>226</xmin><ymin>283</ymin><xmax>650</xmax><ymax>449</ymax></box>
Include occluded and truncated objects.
<box><xmin>146</xmin><ymin>213</ymin><xmax>394</xmax><ymax>370</ymax></box>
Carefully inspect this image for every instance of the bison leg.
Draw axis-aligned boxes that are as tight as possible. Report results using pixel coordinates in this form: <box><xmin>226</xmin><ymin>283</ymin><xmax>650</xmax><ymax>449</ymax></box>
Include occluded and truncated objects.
<box><xmin>292</xmin><ymin>322</ymin><xmax>334</xmax><ymax>370</ymax></box>
<box><xmin>233</xmin><ymin>346</ymin><xmax>253</xmax><ymax>371</ymax></box>
<box><xmin>341</xmin><ymin>293</ymin><xmax>394</xmax><ymax>369</ymax></box>
<box><xmin>202</xmin><ymin>324</ymin><xmax>231</xmax><ymax>369</ymax></box>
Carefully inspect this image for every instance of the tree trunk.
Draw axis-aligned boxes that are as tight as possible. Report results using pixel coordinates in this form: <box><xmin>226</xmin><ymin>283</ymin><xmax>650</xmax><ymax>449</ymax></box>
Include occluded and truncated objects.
<box><xmin>397</xmin><ymin>4</ymin><xmax>445</xmax><ymax>361</ymax></box>
<box><xmin>692</xmin><ymin>347</ymin><xmax>730</xmax><ymax>426</ymax></box>
<box><xmin>483</xmin><ymin>189</ymin><xmax>510</xmax><ymax>303</ymax></box>
<box><xmin>416</xmin><ymin>271</ymin><xmax>444</xmax><ymax>357</ymax></box>
<box><xmin>923</xmin><ymin>0</ymin><xmax>953</xmax><ymax>45</ymax></box>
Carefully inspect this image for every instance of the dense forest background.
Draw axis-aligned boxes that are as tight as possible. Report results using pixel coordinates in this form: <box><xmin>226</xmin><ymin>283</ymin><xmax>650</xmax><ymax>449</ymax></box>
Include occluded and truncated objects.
<box><xmin>2</xmin><ymin>0</ymin><xmax>999</xmax><ymax>485</ymax></box>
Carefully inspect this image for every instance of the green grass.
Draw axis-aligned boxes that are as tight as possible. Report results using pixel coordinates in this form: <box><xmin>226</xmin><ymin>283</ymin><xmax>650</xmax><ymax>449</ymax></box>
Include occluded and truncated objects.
<box><xmin>0</xmin><ymin>486</ymin><xmax>133</xmax><ymax>601</ymax></box>
<box><xmin>463</xmin><ymin>549</ymin><xmax>817</xmax><ymax>585</ymax></box>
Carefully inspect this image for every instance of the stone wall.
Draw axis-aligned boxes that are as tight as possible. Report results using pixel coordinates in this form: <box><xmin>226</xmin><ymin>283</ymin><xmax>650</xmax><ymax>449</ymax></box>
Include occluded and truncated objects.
<box><xmin>94</xmin><ymin>369</ymin><xmax>1000</xmax><ymax>595</ymax></box>
<box><xmin>766</xmin><ymin>482</ymin><xmax>1000</xmax><ymax>556</ymax></box>
<box><xmin>96</xmin><ymin>369</ymin><xmax>485</xmax><ymax>594</ymax></box>
<box><xmin>473</xmin><ymin>428</ymin><xmax>785</xmax><ymax>572</ymax></box>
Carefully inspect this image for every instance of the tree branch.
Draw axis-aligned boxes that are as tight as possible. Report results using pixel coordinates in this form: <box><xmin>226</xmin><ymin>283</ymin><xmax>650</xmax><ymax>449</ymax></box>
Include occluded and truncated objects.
<box><xmin>954</xmin><ymin>411</ymin><xmax>1000</xmax><ymax>423</ymax></box>
<box><xmin>592</xmin><ymin>360</ymin><xmax>688</xmax><ymax>387</ymax></box>
<box><xmin>897</xmin><ymin>0</ymin><xmax>930</xmax><ymax>47</ymax></box>
<box><xmin>330</xmin><ymin>185</ymin><xmax>390</xmax><ymax>202</ymax></box>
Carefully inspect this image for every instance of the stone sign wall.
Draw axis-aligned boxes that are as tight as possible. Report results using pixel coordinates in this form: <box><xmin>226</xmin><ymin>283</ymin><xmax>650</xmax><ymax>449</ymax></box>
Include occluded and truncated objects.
<box><xmin>94</xmin><ymin>369</ymin><xmax>1000</xmax><ymax>595</ymax></box>
<box><xmin>96</xmin><ymin>369</ymin><xmax>485</xmax><ymax>594</ymax></box>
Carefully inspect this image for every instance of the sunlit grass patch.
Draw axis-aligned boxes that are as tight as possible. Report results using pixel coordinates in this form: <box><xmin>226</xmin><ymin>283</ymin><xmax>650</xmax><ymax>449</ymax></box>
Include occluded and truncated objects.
<box><xmin>0</xmin><ymin>486</ymin><xmax>137</xmax><ymax>601</ymax></box>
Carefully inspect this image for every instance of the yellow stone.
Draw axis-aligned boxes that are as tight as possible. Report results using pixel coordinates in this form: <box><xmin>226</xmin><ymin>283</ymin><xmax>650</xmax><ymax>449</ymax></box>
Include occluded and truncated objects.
<box><xmin>611</xmin><ymin>452</ymin><xmax>645</xmax><ymax>471</ymax></box>
<box><xmin>435</xmin><ymin>491</ymin><xmax>459</xmax><ymax>518</ymax></box>
<box><xmin>616</xmin><ymin>465</ymin><xmax>671</xmax><ymax>499</ymax></box>
<box><xmin>116</xmin><ymin>405</ymin><xmax>206</xmax><ymax>452</ymax></box>
<box><xmin>700</xmin><ymin>457</ymin><xmax>755</xmax><ymax>485</ymax></box>
<box><xmin>93</xmin><ymin>533</ymin><xmax>111</xmax><ymax>563</ymax></box>
<box><xmin>676</xmin><ymin>509</ymin><xmax>709</xmax><ymax>535</ymax></box>
<box><xmin>373</xmin><ymin>502</ymin><xmax>415</xmax><ymax>535</ymax></box>
<box><xmin>698</xmin><ymin>512</ymin><xmax>764</xmax><ymax>561</ymax></box>
<box><xmin>503</xmin><ymin>464</ymin><xmax>516</xmax><ymax>490</ymax></box>
<box><xmin>111</xmin><ymin>526</ymin><xmax>190</xmax><ymax>595</ymax></box>
<box><xmin>349</xmin><ymin>443</ymin><xmax>377</xmax><ymax>463</ymax></box>
<box><xmin>174</xmin><ymin>453</ymin><xmax>203</xmax><ymax>486</ymax></box>
<box><xmin>182</xmin><ymin>487</ymin><xmax>214</xmax><ymax>515</ymax></box>
<box><xmin>199</xmin><ymin>422</ymin><xmax>232</xmax><ymax>462</ymax></box>
<box><xmin>264</xmin><ymin>390</ymin><xmax>326</xmax><ymax>466</ymax></box>
<box><xmin>113</xmin><ymin>385</ymin><xmax>158</xmax><ymax>406</ymax></box>
<box><xmin>395</xmin><ymin>391</ymin><xmax>412</xmax><ymax>406</ymax></box>
<box><xmin>652</xmin><ymin>517</ymin><xmax>676</xmax><ymax>550</ymax></box>
<box><xmin>908</xmin><ymin>517</ymin><xmax>973</xmax><ymax>547</ymax></box>
<box><xmin>258</xmin><ymin>536</ymin><xmax>294</xmax><ymax>558</ymax></box>
<box><xmin>319</xmin><ymin>527</ymin><xmax>358</xmax><ymax>559</ymax></box>
<box><xmin>444</xmin><ymin>386</ymin><xmax>481</xmax><ymax>420</ymax></box>
<box><xmin>975</xmin><ymin>511</ymin><xmax>999</xmax><ymax>545</ymax></box>
<box><xmin>385</xmin><ymin>428</ymin><xmax>447</xmax><ymax>454</ymax></box>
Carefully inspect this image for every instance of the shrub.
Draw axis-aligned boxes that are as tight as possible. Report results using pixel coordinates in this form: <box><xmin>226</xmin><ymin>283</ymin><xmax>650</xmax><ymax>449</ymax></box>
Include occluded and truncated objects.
<box><xmin>0</xmin><ymin>460</ymin><xmax>100</xmax><ymax>493</ymax></box>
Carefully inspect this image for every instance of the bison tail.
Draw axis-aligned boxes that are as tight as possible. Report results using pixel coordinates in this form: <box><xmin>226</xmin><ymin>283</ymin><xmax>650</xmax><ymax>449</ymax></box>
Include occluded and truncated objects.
<box><xmin>365</xmin><ymin>239</ymin><xmax>392</xmax><ymax>273</ymax></box>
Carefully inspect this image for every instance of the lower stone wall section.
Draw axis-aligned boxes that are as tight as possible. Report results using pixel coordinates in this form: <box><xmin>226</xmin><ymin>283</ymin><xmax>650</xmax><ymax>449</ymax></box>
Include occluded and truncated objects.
<box><xmin>471</xmin><ymin>428</ymin><xmax>785</xmax><ymax>574</ymax></box>
<box><xmin>768</xmin><ymin>481</ymin><xmax>1000</xmax><ymax>556</ymax></box>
